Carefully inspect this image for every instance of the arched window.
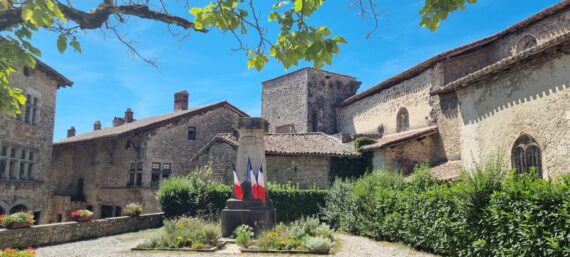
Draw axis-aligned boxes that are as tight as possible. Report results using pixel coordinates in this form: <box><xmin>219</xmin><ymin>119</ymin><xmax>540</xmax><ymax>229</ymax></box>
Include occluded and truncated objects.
<box><xmin>511</xmin><ymin>134</ymin><xmax>542</xmax><ymax>177</ymax></box>
<box><xmin>396</xmin><ymin>108</ymin><xmax>409</xmax><ymax>132</ymax></box>
<box><xmin>516</xmin><ymin>35</ymin><xmax>538</xmax><ymax>53</ymax></box>
<box><xmin>0</xmin><ymin>206</ymin><xmax>5</xmax><ymax>215</ymax></box>
<box><xmin>10</xmin><ymin>204</ymin><xmax>28</xmax><ymax>214</ymax></box>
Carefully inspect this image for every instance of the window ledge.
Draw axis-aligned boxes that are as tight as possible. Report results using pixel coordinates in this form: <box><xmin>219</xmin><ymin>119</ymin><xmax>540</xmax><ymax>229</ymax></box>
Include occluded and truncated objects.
<box><xmin>0</xmin><ymin>179</ymin><xmax>43</xmax><ymax>184</ymax></box>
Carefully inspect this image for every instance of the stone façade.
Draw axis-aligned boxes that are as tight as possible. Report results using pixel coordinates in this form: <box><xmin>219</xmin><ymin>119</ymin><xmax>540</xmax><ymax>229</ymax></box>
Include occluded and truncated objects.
<box><xmin>0</xmin><ymin>63</ymin><xmax>72</xmax><ymax>224</ymax></box>
<box><xmin>48</xmin><ymin>97</ymin><xmax>248</xmax><ymax>222</ymax></box>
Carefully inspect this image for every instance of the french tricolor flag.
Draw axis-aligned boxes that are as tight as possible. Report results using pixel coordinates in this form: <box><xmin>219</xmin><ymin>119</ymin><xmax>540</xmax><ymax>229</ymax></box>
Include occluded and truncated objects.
<box><xmin>232</xmin><ymin>164</ymin><xmax>243</xmax><ymax>200</ymax></box>
<box><xmin>257</xmin><ymin>166</ymin><xmax>266</xmax><ymax>203</ymax></box>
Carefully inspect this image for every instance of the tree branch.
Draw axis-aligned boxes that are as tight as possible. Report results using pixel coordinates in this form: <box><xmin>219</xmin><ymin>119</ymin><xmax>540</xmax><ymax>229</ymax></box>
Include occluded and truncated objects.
<box><xmin>0</xmin><ymin>1</ymin><xmax>206</xmax><ymax>32</ymax></box>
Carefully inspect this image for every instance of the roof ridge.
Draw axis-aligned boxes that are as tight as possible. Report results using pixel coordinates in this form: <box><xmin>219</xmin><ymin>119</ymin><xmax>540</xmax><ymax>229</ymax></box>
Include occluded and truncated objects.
<box><xmin>341</xmin><ymin>1</ymin><xmax>570</xmax><ymax>107</ymax></box>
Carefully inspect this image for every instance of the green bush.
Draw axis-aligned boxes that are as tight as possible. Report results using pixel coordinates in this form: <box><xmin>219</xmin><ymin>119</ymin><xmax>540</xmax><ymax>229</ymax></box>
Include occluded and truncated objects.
<box><xmin>138</xmin><ymin>218</ymin><xmax>221</xmax><ymax>249</ymax></box>
<box><xmin>252</xmin><ymin>218</ymin><xmax>335</xmax><ymax>253</ymax></box>
<box><xmin>235</xmin><ymin>225</ymin><xmax>254</xmax><ymax>248</ymax></box>
<box><xmin>157</xmin><ymin>171</ymin><xmax>230</xmax><ymax>219</ymax></box>
<box><xmin>321</xmin><ymin>162</ymin><xmax>570</xmax><ymax>257</ymax></box>
<box><xmin>157</xmin><ymin>173</ymin><xmax>326</xmax><ymax>222</ymax></box>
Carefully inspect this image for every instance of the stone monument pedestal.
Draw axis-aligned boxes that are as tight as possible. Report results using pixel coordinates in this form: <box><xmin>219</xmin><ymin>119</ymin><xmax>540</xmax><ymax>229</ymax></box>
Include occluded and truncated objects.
<box><xmin>220</xmin><ymin>117</ymin><xmax>276</xmax><ymax>237</ymax></box>
<box><xmin>221</xmin><ymin>199</ymin><xmax>276</xmax><ymax>237</ymax></box>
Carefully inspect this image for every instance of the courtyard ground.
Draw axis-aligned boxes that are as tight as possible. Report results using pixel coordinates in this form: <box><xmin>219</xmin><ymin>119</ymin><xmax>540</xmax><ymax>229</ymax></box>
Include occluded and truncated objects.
<box><xmin>36</xmin><ymin>229</ymin><xmax>438</xmax><ymax>257</ymax></box>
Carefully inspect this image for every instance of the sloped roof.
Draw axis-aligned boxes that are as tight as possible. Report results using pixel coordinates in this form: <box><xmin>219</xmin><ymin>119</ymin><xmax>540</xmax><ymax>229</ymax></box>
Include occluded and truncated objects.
<box><xmin>341</xmin><ymin>1</ymin><xmax>570</xmax><ymax>106</ymax></box>
<box><xmin>362</xmin><ymin>126</ymin><xmax>438</xmax><ymax>151</ymax></box>
<box><xmin>431</xmin><ymin>31</ymin><xmax>570</xmax><ymax>95</ymax></box>
<box><xmin>198</xmin><ymin>132</ymin><xmax>360</xmax><ymax>158</ymax></box>
<box><xmin>430</xmin><ymin>161</ymin><xmax>463</xmax><ymax>181</ymax></box>
<box><xmin>262</xmin><ymin>67</ymin><xmax>356</xmax><ymax>84</ymax></box>
<box><xmin>54</xmin><ymin>101</ymin><xmax>248</xmax><ymax>145</ymax></box>
<box><xmin>36</xmin><ymin>59</ymin><xmax>73</xmax><ymax>88</ymax></box>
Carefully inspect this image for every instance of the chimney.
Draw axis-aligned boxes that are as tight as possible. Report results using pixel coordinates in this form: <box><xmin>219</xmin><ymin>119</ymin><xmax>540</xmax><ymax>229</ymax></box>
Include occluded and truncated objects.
<box><xmin>113</xmin><ymin>117</ymin><xmax>125</xmax><ymax>127</ymax></box>
<box><xmin>174</xmin><ymin>90</ymin><xmax>189</xmax><ymax>111</ymax></box>
<box><xmin>93</xmin><ymin>120</ymin><xmax>101</xmax><ymax>131</ymax></box>
<box><xmin>67</xmin><ymin>126</ymin><xmax>76</xmax><ymax>138</ymax></box>
<box><xmin>124</xmin><ymin>108</ymin><xmax>134</xmax><ymax>123</ymax></box>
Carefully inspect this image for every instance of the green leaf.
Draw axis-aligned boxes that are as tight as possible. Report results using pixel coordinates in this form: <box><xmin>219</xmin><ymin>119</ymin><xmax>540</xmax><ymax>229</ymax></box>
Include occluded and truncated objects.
<box><xmin>57</xmin><ymin>34</ymin><xmax>67</xmax><ymax>53</ymax></box>
<box><xmin>294</xmin><ymin>0</ymin><xmax>303</xmax><ymax>12</ymax></box>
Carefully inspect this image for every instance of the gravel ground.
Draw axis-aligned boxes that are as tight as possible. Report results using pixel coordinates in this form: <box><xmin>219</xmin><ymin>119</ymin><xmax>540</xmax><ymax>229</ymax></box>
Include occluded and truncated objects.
<box><xmin>36</xmin><ymin>229</ymin><xmax>438</xmax><ymax>257</ymax></box>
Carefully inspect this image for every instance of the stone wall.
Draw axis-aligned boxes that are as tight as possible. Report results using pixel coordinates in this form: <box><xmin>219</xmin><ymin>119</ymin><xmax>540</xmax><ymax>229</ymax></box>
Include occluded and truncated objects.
<box><xmin>262</xmin><ymin>68</ymin><xmax>358</xmax><ymax>134</ymax></box>
<box><xmin>306</xmin><ymin>69</ymin><xmax>360</xmax><ymax>134</ymax></box>
<box><xmin>0</xmin><ymin>67</ymin><xmax>61</xmax><ymax>223</ymax></box>
<box><xmin>0</xmin><ymin>213</ymin><xmax>163</xmax><ymax>249</ymax></box>
<box><xmin>338</xmin><ymin>67</ymin><xmax>441</xmax><ymax>135</ymax></box>
<box><xmin>371</xmin><ymin>134</ymin><xmax>444</xmax><ymax>173</ymax></box>
<box><xmin>192</xmin><ymin>139</ymin><xmax>332</xmax><ymax>188</ymax></box>
<box><xmin>266</xmin><ymin>155</ymin><xmax>331</xmax><ymax>188</ymax></box>
<box><xmin>262</xmin><ymin>70</ymin><xmax>309</xmax><ymax>133</ymax></box>
<box><xmin>50</xmin><ymin>105</ymin><xmax>244</xmax><ymax>221</ymax></box>
<box><xmin>457</xmin><ymin>49</ymin><xmax>570</xmax><ymax>178</ymax></box>
<box><xmin>496</xmin><ymin>7</ymin><xmax>570</xmax><ymax>59</ymax></box>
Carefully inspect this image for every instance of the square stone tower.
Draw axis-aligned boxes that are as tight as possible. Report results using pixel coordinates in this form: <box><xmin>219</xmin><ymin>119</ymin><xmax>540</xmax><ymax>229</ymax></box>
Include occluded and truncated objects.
<box><xmin>261</xmin><ymin>67</ymin><xmax>360</xmax><ymax>134</ymax></box>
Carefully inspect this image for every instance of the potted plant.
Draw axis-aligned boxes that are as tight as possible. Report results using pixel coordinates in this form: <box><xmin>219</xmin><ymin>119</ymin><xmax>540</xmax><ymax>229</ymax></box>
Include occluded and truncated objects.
<box><xmin>124</xmin><ymin>203</ymin><xmax>144</xmax><ymax>217</ymax></box>
<box><xmin>71</xmin><ymin>209</ymin><xmax>93</xmax><ymax>222</ymax></box>
<box><xmin>2</xmin><ymin>212</ymin><xmax>34</xmax><ymax>229</ymax></box>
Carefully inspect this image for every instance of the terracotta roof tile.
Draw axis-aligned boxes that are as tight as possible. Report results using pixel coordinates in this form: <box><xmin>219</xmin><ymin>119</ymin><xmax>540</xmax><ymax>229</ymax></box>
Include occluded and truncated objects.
<box><xmin>362</xmin><ymin>126</ymin><xmax>438</xmax><ymax>151</ymax></box>
<box><xmin>212</xmin><ymin>132</ymin><xmax>360</xmax><ymax>157</ymax></box>
<box><xmin>54</xmin><ymin>101</ymin><xmax>248</xmax><ymax>145</ymax></box>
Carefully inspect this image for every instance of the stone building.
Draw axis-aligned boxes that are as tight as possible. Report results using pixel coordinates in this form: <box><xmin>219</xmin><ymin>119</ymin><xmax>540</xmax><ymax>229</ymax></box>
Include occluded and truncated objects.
<box><xmin>191</xmin><ymin>132</ymin><xmax>361</xmax><ymax>188</ymax></box>
<box><xmin>336</xmin><ymin>1</ymin><xmax>570</xmax><ymax>178</ymax></box>
<box><xmin>262</xmin><ymin>68</ymin><xmax>360</xmax><ymax>134</ymax></box>
<box><xmin>48</xmin><ymin>92</ymin><xmax>248</xmax><ymax>222</ymax></box>
<box><xmin>0</xmin><ymin>61</ymin><xmax>73</xmax><ymax>223</ymax></box>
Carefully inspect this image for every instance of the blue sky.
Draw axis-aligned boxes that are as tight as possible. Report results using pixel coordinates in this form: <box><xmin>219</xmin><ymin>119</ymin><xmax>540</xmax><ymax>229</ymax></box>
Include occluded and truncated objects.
<box><xmin>38</xmin><ymin>0</ymin><xmax>561</xmax><ymax>140</ymax></box>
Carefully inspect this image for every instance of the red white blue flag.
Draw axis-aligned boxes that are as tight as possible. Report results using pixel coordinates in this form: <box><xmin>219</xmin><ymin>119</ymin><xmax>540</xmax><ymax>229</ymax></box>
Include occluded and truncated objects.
<box><xmin>257</xmin><ymin>165</ymin><xmax>266</xmax><ymax>203</ymax></box>
<box><xmin>232</xmin><ymin>164</ymin><xmax>243</xmax><ymax>200</ymax></box>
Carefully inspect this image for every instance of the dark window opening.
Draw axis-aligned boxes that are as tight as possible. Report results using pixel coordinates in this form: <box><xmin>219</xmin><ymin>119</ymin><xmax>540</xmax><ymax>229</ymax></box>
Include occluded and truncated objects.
<box><xmin>136</xmin><ymin>162</ymin><xmax>143</xmax><ymax>171</ymax></box>
<box><xmin>511</xmin><ymin>134</ymin><xmax>542</xmax><ymax>177</ymax></box>
<box><xmin>33</xmin><ymin>211</ymin><xmax>41</xmax><ymax>225</ymax></box>
<box><xmin>129</xmin><ymin>163</ymin><xmax>136</xmax><ymax>171</ymax></box>
<box><xmin>162</xmin><ymin>163</ymin><xmax>171</xmax><ymax>171</ymax></box>
<box><xmin>396</xmin><ymin>107</ymin><xmax>410</xmax><ymax>133</ymax></box>
<box><xmin>187</xmin><ymin>127</ymin><xmax>196</xmax><ymax>140</ymax></box>
<box><xmin>10</xmin><ymin>204</ymin><xmax>28</xmax><ymax>214</ymax></box>
<box><xmin>152</xmin><ymin>162</ymin><xmax>161</xmax><ymax>171</ymax></box>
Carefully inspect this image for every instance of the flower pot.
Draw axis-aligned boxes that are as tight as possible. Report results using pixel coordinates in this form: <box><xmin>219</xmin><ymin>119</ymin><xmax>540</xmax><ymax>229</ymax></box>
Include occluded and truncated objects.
<box><xmin>6</xmin><ymin>222</ymin><xmax>32</xmax><ymax>229</ymax></box>
<box><xmin>72</xmin><ymin>216</ymin><xmax>92</xmax><ymax>222</ymax></box>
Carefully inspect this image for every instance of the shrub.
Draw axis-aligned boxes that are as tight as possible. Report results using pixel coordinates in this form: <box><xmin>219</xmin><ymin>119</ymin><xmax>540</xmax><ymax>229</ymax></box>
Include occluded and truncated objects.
<box><xmin>138</xmin><ymin>218</ymin><xmax>221</xmax><ymax>249</ymax></box>
<box><xmin>157</xmin><ymin>171</ymin><xmax>229</xmax><ymax>219</ymax></box>
<box><xmin>2</xmin><ymin>212</ymin><xmax>34</xmax><ymax>227</ymax></box>
<box><xmin>353</xmin><ymin>137</ymin><xmax>375</xmax><ymax>152</ymax></box>
<box><xmin>321</xmin><ymin>161</ymin><xmax>570</xmax><ymax>257</ymax></box>
<box><xmin>303</xmin><ymin>237</ymin><xmax>332</xmax><ymax>253</ymax></box>
<box><xmin>234</xmin><ymin>225</ymin><xmax>254</xmax><ymax>248</ymax></box>
<box><xmin>124</xmin><ymin>203</ymin><xmax>144</xmax><ymax>217</ymax></box>
<box><xmin>157</xmin><ymin>172</ymin><xmax>326</xmax><ymax>222</ymax></box>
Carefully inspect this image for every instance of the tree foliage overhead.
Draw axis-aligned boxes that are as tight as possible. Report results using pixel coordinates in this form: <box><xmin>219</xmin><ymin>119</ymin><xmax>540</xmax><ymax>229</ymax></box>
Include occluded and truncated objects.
<box><xmin>0</xmin><ymin>0</ymin><xmax>477</xmax><ymax>117</ymax></box>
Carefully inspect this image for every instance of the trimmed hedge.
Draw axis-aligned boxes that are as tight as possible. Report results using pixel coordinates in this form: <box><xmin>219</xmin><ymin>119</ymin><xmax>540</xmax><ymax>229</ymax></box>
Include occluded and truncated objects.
<box><xmin>157</xmin><ymin>174</ymin><xmax>326</xmax><ymax>223</ymax></box>
<box><xmin>321</xmin><ymin>162</ymin><xmax>570</xmax><ymax>257</ymax></box>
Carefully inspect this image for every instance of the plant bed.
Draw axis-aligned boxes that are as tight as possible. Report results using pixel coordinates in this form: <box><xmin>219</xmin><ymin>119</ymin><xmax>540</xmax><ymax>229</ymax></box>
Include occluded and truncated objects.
<box><xmin>2</xmin><ymin>212</ymin><xmax>34</xmax><ymax>230</ymax></box>
<box><xmin>71</xmin><ymin>209</ymin><xmax>93</xmax><ymax>222</ymax></box>
<box><xmin>124</xmin><ymin>203</ymin><xmax>143</xmax><ymax>217</ymax></box>
<box><xmin>236</xmin><ymin>217</ymin><xmax>335</xmax><ymax>254</ymax></box>
<box><xmin>0</xmin><ymin>247</ymin><xmax>36</xmax><ymax>256</ymax></box>
<box><xmin>132</xmin><ymin>242</ymin><xmax>226</xmax><ymax>252</ymax></box>
<box><xmin>135</xmin><ymin>218</ymin><xmax>223</xmax><ymax>251</ymax></box>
